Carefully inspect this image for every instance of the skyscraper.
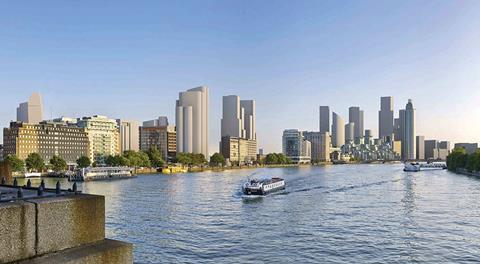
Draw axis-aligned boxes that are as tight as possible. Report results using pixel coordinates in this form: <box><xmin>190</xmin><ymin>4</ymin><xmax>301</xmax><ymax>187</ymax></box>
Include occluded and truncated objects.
<box><xmin>345</xmin><ymin>122</ymin><xmax>355</xmax><ymax>144</ymax></box>
<box><xmin>404</xmin><ymin>99</ymin><xmax>416</xmax><ymax>160</ymax></box>
<box><xmin>220</xmin><ymin>95</ymin><xmax>257</xmax><ymax>165</ymax></box>
<box><xmin>416</xmin><ymin>136</ymin><xmax>425</xmax><ymax>160</ymax></box>
<box><xmin>379</xmin><ymin>96</ymin><xmax>394</xmax><ymax>139</ymax></box>
<box><xmin>116</xmin><ymin>119</ymin><xmax>140</xmax><ymax>153</ymax></box>
<box><xmin>16</xmin><ymin>92</ymin><xmax>43</xmax><ymax>124</ymax></box>
<box><xmin>319</xmin><ymin>106</ymin><xmax>330</xmax><ymax>134</ymax></box>
<box><xmin>176</xmin><ymin>86</ymin><xmax>209</xmax><ymax>158</ymax></box>
<box><xmin>349</xmin><ymin>107</ymin><xmax>364</xmax><ymax>144</ymax></box>
<box><xmin>331</xmin><ymin>112</ymin><xmax>345</xmax><ymax>148</ymax></box>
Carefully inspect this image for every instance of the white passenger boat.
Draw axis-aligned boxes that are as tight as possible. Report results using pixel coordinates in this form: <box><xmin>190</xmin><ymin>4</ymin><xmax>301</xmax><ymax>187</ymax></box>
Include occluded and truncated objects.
<box><xmin>242</xmin><ymin>177</ymin><xmax>286</xmax><ymax>195</ymax></box>
<box><xmin>404</xmin><ymin>162</ymin><xmax>447</xmax><ymax>172</ymax></box>
<box><xmin>69</xmin><ymin>167</ymin><xmax>134</xmax><ymax>181</ymax></box>
<box><xmin>24</xmin><ymin>172</ymin><xmax>42</xmax><ymax>178</ymax></box>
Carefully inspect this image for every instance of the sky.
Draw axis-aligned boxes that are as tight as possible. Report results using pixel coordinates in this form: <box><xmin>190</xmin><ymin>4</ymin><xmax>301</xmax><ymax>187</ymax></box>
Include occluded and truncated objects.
<box><xmin>1</xmin><ymin>0</ymin><xmax>480</xmax><ymax>154</ymax></box>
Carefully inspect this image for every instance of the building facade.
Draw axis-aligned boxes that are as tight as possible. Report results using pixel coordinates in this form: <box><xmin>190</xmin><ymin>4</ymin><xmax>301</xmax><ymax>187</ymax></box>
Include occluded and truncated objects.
<box><xmin>416</xmin><ymin>136</ymin><xmax>425</xmax><ymax>160</ymax></box>
<box><xmin>220</xmin><ymin>95</ymin><xmax>257</xmax><ymax>164</ymax></box>
<box><xmin>404</xmin><ymin>100</ymin><xmax>416</xmax><ymax>160</ymax></box>
<box><xmin>454</xmin><ymin>143</ymin><xmax>478</xmax><ymax>154</ymax></box>
<box><xmin>176</xmin><ymin>86</ymin><xmax>209</xmax><ymax>158</ymax></box>
<box><xmin>139</xmin><ymin>125</ymin><xmax>177</xmax><ymax>161</ymax></box>
<box><xmin>220</xmin><ymin>136</ymin><xmax>257</xmax><ymax>165</ymax></box>
<box><xmin>379</xmin><ymin>96</ymin><xmax>394</xmax><ymax>139</ymax></box>
<box><xmin>116</xmin><ymin>120</ymin><xmax>140</xmax><ymax>153</ymax></box>
<box><xmin>319</xmin><ymin>106</ymin><xmax>330</xmax><ymax>134</ymax></box>
<box><xmin>77</xmin><ymin>115</ymin><xmax>120</xmax><ymax>164</ymax></box>
<box><xmin>282</xmin><ymin>129</ymin><xmax>311</xmax><ymax>164</ymax></box>
<box><xmin>303</xmin><ymin>131</ymin><xmax>330</xmax><ymax>162</ymax></box>
<box><xmin>349</xmin><ymin>107</ymin><xmax>364</xmax><ymax>144</ymax></box>
<box><xmin>17</xmin><ymin>92</ymin><xmax>44</xmax><ymax>124</ymax></box>
<box><xmin>331</xmin><ymin>112</ymin><xmax>345</xmax><ymax>148</ymax></box>
<box><xmin>345</xmin><ymin>122</ymin><xmax>355</xmax><ymax>144</ymax></box>
<box><xmin>3</xmin><ymin>121</ymin><xmax>89</xmax><ymax>165</ymax></box>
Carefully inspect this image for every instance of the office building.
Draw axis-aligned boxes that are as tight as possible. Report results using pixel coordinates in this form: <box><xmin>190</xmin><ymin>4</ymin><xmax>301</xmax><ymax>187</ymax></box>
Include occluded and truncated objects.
<box><xmin>345</xmin><ymin>123</ymin><xmax>355</xmax><ymax>144</ymax></box>
<box><xmin>379</xmin><ymin>96</ymin><xmax>394</xmax><ymax>139</ymax></box>
<box><xmin>349</xmin><ymin>107</ymin><xmax>364</xmax><ymax>144</ymax></box>
<box><xmin>16</xmin><ymin>92</ymin><xmax>43</xmax><ymax>124</ymax></box>
<box><xmin>404</xmin><ymin>100</ymin><xmax>416</xmax><ymax>160</ymax></box>
<box><xmin>77</xmin><ymin>115</ymin><xmax>120</xmax><ymax>164</ymax></box>
<box><xmin>220</xmin><ymin>137</ymin><xmax>257</xmax><ymax>165</ymax></box>
<box><xmin>303</xmin><ymin>131</ymin><xmax>330</xmax><ymax>162</ymax></box>
<box><xmin>220</xmin><ymin>95</ymin><xmax>257</xmax><ymax>164</ymax></box>
<box><xmin>364</xmin><ymin>129</ymin><xmax>373</xmax><ymax>145</ymax></box>
<box><xmin>331</xmin><ymin>112</ymin><xmax>345</xmax><ymax>148</ymax></box>
<box><xmin>319</xmin><ymin>106</ymin><xmax>330</xmax><ymax>134</ymax></box>
<box><xmin>116</xmin><ymin>120</ymin><xmax>140</xmax><ymax>153</ymax></box>
<box><xmin>3</xmin><ymin>121</ymin><xmax>89</xmax><ymax>165</ymax></box>
<box><xmin>176</xmin><ymin>86</ymin><xmax>209</xmax><ymax>158</ymax></box>
<box><xmin>416</xmin><ymin>136</ymin><xmax>425</xmax><ymax>160</ymax></box>
<box><xmin>139</xmin><ymin>124</ymin><xmax>177</xmax><ymax>161</ymax></box>
<box><xmin>143</xmin><ymin>116</ymin><xmax>169</xmax><ymax>128</ymax></box>
<box><xmin>454</xmin><ymin>143</ymin><xmax>478</xmax><ymax>154</ymax></box>
<box><xmin>282</xmin><ymin>129</ymin><xmax>311</xmax><ymax>164</ymax></box>
<box><xmin>424</xmin><ymin>140</ymin><xmax>438</xmax><ymax>160</ymax></box>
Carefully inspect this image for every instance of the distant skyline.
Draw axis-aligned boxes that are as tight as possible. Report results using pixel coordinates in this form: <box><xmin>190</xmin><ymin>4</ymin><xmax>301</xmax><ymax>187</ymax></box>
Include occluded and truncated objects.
<box><xmin>1</xmin><ymin>1</ymin><xmax>480</xmax><ymax>153</ymax></box>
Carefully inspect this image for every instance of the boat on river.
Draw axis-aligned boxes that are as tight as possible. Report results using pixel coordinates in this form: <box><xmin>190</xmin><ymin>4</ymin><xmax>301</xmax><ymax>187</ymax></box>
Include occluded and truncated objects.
<box><xmin>69</xmin><ymin>167</ymin><xmax>134</xmax><ymax>181</ymax></box>
<box><xmin>404</xmin><ymin>162</ymin><xmax>447</xmax><ymax>172</ymax></box>
<box><xmin>242</xmin><ymin>177</ymin><xmax>285</xmax><ymax>195</ymax></box>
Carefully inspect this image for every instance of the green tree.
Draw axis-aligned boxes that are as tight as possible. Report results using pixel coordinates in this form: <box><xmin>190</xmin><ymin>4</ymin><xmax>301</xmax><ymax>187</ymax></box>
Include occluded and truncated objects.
<box><xmin>265</xmin><ymin>153</ymin><xmax>279</xmax><ymax>164</ymax></box>
<box><xmin>49</xmin><ymin>155</ymin><xmax>67</xmax><ymax>172</ymax></box>
<box><xmin>25</xmin><ymin>153</ymin><xmax>45</xmax><ymax>172</ymax></box>
<box><xmin>4</xmin><ymin>154</ymin><xmax>25</xmax><ymax>172</ymax></box>
<box><xmin>447</xmin><ymin>148</ymin><xmax>468</xmax><ymax>171</ymax></box>
<box><xmin>210</xmin><ymin>153</ymin><xmax>225</xmax><ymax>166</ymax></box>
<box><xmin>176</xmin><ymin>153</ymin><xmax>192</xmax><ymax>165</ymax></box>
<box><xmin>76</xmin><ymin>156</ymin><xmax>91</xmax><ymax>168</ymax></box>
<box><xmin>145</xmin><ymin>147</ymin><xmax>165</xmax><ymax>168</ymax></box>
<box><xmin>123</xmin><ymin>151</ymin><xmax>151</xmax><ymax>167</ymax></box>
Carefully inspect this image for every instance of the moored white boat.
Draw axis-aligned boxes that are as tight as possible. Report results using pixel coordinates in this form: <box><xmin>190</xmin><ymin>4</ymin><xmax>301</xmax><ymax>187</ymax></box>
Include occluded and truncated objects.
<box><xmin>404</xmin><ymin>162</ymin><xmax>447</xmax><ymax>172</ymax></box>
<box><xmin>69</xmin><ymin>166</ymin><xmax>134</xmax><ymax>181</ymax></box>
<box><xmin>24</xmin><ymin>172</ymin><xmax>42</xmax><ymax>178</ymax></box>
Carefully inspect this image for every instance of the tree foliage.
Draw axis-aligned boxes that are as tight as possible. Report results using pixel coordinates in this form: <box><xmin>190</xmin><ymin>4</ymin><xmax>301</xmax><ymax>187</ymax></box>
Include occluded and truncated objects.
<box><xmin>4</xmin><ymin>154</ymin><xmax>25</xmax><ymax>172</ymax></box>
<box><xmin>446</xmin><ymin>148</ymin><xmax>469</xmax><ymax>171</ymax></box>
<box><xmin>210</xmin><ymin>153</ymin><xmax>225</xmax><ymax>166</ymax></box>
<box><xmin>105</xmin><ymin>155</ymin><xmax>129</xmax><ymax>167</ymax></box>
<box><xmin>145</xmin><ymin>147</ymin><xmax>165</xmax><ymax>168</ymax></box>
<box><xmin>123</xmin><ymin>150</ymin><xmax>151</xmax><ymax>168</ymax></box>
<box><xmin>76</xmin><ymin>156</ymin><xmax>91</xmax><ymax>168</ymax></box>
<box><xmin>50</xmin><ymin>155</ymin><xmax>67</xmax><ymax>172</ymax></box>
<box><xmin>25</xmin><ymin>153</ymin><xmax>45</xmax><ymax>172</ymax></box>
<box><xmin>265</xmin><ymin>153</ymin><xmax>290</xmax><ymax>165</ymax></box>
<box><xmin>176</xmin><ymin>153</ymin><xmax>207</xmax><ymax>166</ymax></box>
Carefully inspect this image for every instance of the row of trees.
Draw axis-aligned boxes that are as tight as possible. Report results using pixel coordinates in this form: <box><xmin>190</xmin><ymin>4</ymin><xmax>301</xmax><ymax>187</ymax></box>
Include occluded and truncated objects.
<box><xmin>262</xmin><ymin>153</ymin><xmax>292</xmax><ymax>165</ymax></box>
<box><xmin>78</xmin><ymin>147</ymin><xmax>166</xmax><ymax>168</ymax></box>
<box><xmin>5</xmin><ymin>153</ymin><xmax>68</xmax><ymax>173</ymax></box>
<box><xmin>446</xmin><ymin>148</ymin><xmax>480</xmax><ymax>172</ymax></box>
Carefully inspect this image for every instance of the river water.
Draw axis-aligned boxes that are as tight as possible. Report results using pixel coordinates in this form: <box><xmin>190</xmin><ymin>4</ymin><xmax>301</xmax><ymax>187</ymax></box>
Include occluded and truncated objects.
<box><xmin>21</xmin><ymin>164</ymin><xmax>480</xmax><ymax>263</ymax></box>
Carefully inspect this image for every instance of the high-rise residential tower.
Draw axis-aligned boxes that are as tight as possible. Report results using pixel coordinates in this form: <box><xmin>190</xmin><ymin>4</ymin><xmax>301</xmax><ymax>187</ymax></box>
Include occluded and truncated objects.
<box><xmin>319</xmin><ymin>106</ymin><xmax>330</xmax><ymax>134</ymax></box>
<box><xmin>379</xmin><ymin>96</ymin><xmax>394</xmax><ymax>139</ymax></box>
<box><xmin>16</xmin><ymin>92</ymin><xmax>44</xmax><ymax>124</ymax></box>
<box><xmin>116</xmin><ymin>120</ymin><xmax>140</xmax><ymax>153</ymax></box>
<box><xmin>404</xmin><ymin>99</ymin><xmax>416</xmax><ymax>160</ymax></box>
<box><xmin>416</xmin><ymin>136</ymin><xmax>425</xmax><ymax>160</ymax></box>
<box><xmin>345</xmin><ymin>122</ymin><xmax>355</xmax><ymax>144</ymax></box>
<box><xmin>349</xmin><ymin>107</ymin><xmax>364</xmax><ymax>144</ymax></box>
<box><xmin>176</xmin><ymin>86</ymin><xmax>209</xmax><ymax>158</ymax></box>
<box><xmin>220</xmin><ymin>95</ymin><xmax>257</xmax><ymax>165</ymax></box>
<box><xmin>331</xmin><ymin>112</ymin><xmax>345</xmax><ymax>148</ymax></box>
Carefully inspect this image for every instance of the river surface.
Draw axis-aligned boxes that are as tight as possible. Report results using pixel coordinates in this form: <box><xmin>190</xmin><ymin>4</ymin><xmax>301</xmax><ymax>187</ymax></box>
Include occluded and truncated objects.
<box><xmin>21</xmin><ymin>164</ymin><xmax>480</xmax><ymax>263</ymax></box>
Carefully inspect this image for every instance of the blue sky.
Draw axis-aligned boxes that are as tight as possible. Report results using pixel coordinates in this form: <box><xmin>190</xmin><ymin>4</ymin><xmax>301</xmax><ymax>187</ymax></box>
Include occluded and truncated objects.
<box><xmin>1</xmin><ymin>1</ymin><xmax>480</xmax><ymax>153</ymax></box>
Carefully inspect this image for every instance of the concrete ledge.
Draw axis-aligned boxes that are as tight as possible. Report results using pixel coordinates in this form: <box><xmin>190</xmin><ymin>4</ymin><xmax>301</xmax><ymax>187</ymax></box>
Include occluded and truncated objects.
<box><xmin>0</xmin><ymin>201</ymin><xmax>36</xmax><ymax>263</ymax></box>
<box><xmin>27</xmin><ymin>194</ymin><xmax>105</xmax><ymax>255</ymax></box>
<box><xmin>17</xmin><ymin>239</ymin><xmax>133</xmax><ymax>264</ymax></box>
